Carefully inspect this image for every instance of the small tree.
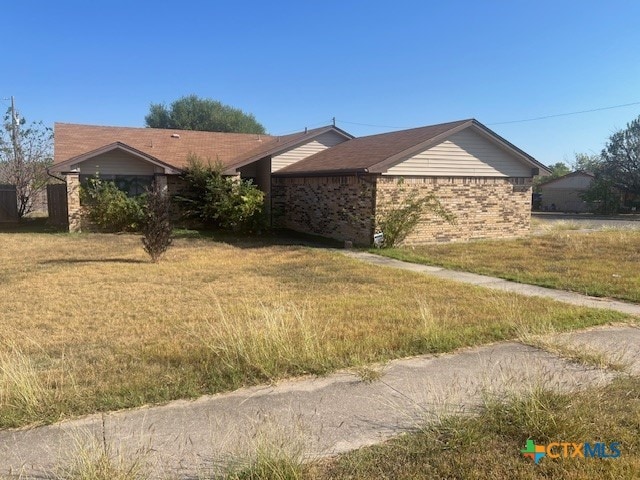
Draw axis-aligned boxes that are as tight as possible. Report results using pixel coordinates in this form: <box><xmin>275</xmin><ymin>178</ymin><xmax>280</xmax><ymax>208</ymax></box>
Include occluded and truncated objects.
<box><xmin>141</xmin><ymin>181</ymin><xmax>173</xmax><ymax>262</ymax></box>
<box><xmin>0</xmin><ymin>109</ymin><xmax>52</xmax><ymax>218</ymax></box>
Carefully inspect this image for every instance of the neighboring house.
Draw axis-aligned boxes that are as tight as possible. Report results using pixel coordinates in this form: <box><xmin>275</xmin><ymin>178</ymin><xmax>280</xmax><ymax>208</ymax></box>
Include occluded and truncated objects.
<box><xmin>50</xmin><ymin>118</ymin><xmax>548</xmax><ymax>245</ymax></box>
<box><xmin>273</xmin><ymin>119</ymin><xmax>549</xmax><ymax>245</ymax></box>
<box><xmin>537</xmin><ymin>171</ymin><xmax>594</xmax><ymax>213</ymax></box>
<box><xmin>49</xmin><ymin>123</ymin><xmax>353</xmax><ymax>231</ymax></box>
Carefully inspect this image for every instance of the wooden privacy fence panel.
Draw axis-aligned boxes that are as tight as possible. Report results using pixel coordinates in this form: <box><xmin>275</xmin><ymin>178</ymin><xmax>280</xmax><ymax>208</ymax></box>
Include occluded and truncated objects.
<box><xmin>0</xmin><ymin>184</ymin><xmax>18</xmax><ymax>221</ymax></box>
<box><xmin>47</xmin><ymin>184</ymin><xmax>68</xmax><ymax>226</ymax></box>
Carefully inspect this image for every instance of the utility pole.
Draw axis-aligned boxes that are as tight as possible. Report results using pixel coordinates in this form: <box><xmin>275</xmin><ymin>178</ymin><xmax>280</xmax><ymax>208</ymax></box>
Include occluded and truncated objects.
<box><xmin>10</xmin><ymin>96</ymin><xmax>21</xmax><ymax>162</ymax></box>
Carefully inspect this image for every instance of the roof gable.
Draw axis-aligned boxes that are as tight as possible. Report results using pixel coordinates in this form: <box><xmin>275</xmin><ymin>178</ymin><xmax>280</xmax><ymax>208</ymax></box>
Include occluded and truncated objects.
<box><xmin>384</xmin><ymin>128</ymin><xmax>534</xmax><ymax>177</ymax></box>
<box><xmin>224</xmin><ymin>125</ymin><xmax>353</xmax><ymax>173</ymax></box>
<box><xmin>275</xmin><ymin>119</ymin><xmax>548</xmax><ymax>176</ymax></box>
<box><xmin>50</xmin><ymin>142</ymin><xmax>182</xmax><ymax>174</ymax></box>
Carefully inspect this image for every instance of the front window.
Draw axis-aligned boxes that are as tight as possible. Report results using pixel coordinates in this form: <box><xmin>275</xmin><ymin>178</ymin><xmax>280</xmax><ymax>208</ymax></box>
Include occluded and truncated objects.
<box><xmin>80</xmin><ymin>174</ymin><xmax>154</xmax><ymax>197</ymax></box>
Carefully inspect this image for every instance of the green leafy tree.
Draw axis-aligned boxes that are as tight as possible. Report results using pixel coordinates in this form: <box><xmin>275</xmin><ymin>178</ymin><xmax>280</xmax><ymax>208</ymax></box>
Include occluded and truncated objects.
<box><xmin>533</xmin><ymin>162</ymin><xmax>570</xmax><ymax>191</ymax></box>
<box><xmin>597</xmin><ymin>115</ymin><xmax>640</xmax><ymax>198</ymax></box>
<box><xmin>547</xmin><ymin>162</ymin><xmax>571</xmax><ymax>178</ymax></box>
<box><xmin>0</xmin><ymin>109</ymin><xmax>53</xmax><ymax>217</ymax></box>
<box><xmin>581</xmin><ymin>115</ymin><xmax>640</xmax><ymax>213</ymax></box>
<box><xmin>572</xmin><ymin>152</ymin><xmax>601</xmax><ymax>172</ymax></box>
<box><xmin>176</xmin><ymin>156</ymin><xmax>265</xmax><ymax>232</ymax></box>
<box><xmin>581</xmin><ymin>176</ymin><xmax>621</xmax><ymax>214</ymax></box>
<box><xmin>145</xmin><ymin>95</ymin><xmax>266</xmax><ymax>134</ymax></box>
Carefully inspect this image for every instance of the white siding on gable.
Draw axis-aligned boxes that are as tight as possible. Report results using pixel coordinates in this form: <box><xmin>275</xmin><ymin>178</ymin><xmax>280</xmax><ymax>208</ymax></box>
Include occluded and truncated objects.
<box><xmin>72</xmin><ymin>151</ymin><xmax>159</xmax><ymax>176</ymax></box>
<box><xmin>385</xmin><ymin>129</ymin><xmax>533</xmax><ymax>177</ymax></box>
<box><xmin>272</xmin><ymin>131</ymin><xmax>348</xmax><ymax>172</ymax></box>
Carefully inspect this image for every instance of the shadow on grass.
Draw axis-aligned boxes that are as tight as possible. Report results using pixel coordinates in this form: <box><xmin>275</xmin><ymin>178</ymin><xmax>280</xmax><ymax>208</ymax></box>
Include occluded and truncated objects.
<box><xmin>40</xmin><ymin>258</ymin><xmax>147</xmax><ymax>265</ymax></box>
<box><xmin>172</xmin><ymin>227</ymin><xmax>345</xmax><ymax>250</ymax></box>
<box><xmin>0</xmin><ymin>217</ymin><xmax>67</xmax><ymax>234</ymax></box>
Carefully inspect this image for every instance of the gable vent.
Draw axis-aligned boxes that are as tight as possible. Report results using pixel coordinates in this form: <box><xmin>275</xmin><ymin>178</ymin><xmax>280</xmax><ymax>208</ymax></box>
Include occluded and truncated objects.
<box><xmin>171</xmin><ymin>134</ymin><xmax>180</xmax><ymax>139</ymax></box>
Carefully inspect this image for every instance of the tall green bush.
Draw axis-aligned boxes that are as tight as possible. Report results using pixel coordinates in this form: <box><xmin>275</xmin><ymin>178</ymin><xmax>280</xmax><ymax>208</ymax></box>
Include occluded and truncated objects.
<box><xmin>80</xmin><ymin>177</ymin><xmax>145</xmax><ymax>232</ymax></box>
<box><xmin>176</xmin><ymin>156</ymin><xmax>265</xmax><ymax>232</ymax></box>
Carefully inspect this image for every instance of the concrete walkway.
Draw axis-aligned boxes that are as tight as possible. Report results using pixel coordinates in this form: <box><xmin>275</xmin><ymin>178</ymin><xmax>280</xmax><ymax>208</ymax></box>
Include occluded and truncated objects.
<box><xmin>1</xmin><ymin>325</ymin><xmax>639</xmax><ymax>479</ymax></box>
<box><xmin>2</xmin><ymin>253</ymin><xmax>639</xmax><ymax>479</ymax></box>
<box><xmin>342</xmin><ymin>251</ymin><xmax>640</xmax><ymax>316</ymax></box>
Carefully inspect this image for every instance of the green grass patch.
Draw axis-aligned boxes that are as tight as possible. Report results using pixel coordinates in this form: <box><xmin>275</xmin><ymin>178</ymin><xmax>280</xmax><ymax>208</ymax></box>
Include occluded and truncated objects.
<box><xmin>310</xmin><ymin>376</ymin><xmax>640</xmax><ymax>479</ymax></box>
<box><xmin>374</xmin><ymin>230</ymin><xmax>640</xmax><ymax>302</ymax></box>
<box><xmin>0</xmin><ymin>232</ymin><xmax>629</xmax><ymax>428</ymax></box>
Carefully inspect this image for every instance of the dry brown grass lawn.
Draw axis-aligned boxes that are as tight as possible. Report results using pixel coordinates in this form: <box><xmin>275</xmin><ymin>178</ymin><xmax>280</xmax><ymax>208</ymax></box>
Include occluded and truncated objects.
<box><xmin>377</xmin><ymin>229</ymin><xmax>640</xmax><ymax>302</ymax></box>
<box><xmin>0</xmin><ymin>232</ymin><xmax>628</xmax><ymax>428</ymax></box>
<box><xmin>310</xmin><ymin>376</ymin><xmax>640</xmax><ymax>479</ymax></box>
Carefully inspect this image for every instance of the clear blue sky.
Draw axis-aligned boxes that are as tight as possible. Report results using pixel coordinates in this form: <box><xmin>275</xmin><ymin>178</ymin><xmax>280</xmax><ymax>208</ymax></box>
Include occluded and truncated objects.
<box><xmin>3</xmin><ymin>1</ymin><xmax>640</xmax><ymax>167</ymax></box>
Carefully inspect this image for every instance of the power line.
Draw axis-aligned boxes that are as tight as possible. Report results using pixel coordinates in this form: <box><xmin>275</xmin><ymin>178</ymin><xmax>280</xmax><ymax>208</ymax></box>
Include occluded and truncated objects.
<box><xmin>338</xmin><ymin>119</ymin><xmax>411</xmax><ymax>130</ymax></box>
<box><xmin>272</xmin><ymin>100</ymin><xmax>640</xmax><ymax>137</ymax></box>
<box><xmin>272</xmin><ymin>119</ymin><xmax>333</xmax><ymax>136</ymax></box>
<box><xmin>487</xmin><ymin>101</ymin><xmax>640</xmax><ymax>125</ymax></box>
<box><xmin>335</xmin><ymin>100</ymin><xmax>640</xmax><ymax>131</ymax></box>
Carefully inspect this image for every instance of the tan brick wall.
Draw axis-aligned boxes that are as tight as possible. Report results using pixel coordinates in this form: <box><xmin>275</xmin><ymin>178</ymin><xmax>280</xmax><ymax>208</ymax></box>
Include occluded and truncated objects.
<box><xmin>272</xmin><ymin>175</ymin><xmax>376</xmax><ymax>245</ymax></box>
<box><xmin>376</xmin><ymin>176</ymin><xmax>532</xmax><ymax>244</ymax></box>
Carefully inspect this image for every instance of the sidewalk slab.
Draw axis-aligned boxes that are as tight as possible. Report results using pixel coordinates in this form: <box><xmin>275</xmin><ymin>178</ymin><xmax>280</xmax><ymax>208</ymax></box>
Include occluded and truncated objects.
<box><xmin>343</xmin><ymin>251</ymin><xmax>640</xmax><ymax>316</ymax></box>
<box><xmin>0</xmin><ymin>336</ymin><xmax>624</xmax><ymax>479</ymax></box>
<box><xmin>548</xmin><ymin>325</ymin><xmax>640</xmax><ymax>374</ymax></box>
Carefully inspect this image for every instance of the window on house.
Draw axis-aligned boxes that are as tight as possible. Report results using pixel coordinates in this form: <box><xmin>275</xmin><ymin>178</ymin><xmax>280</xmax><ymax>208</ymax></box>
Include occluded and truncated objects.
<box><xmin>80</xmin><ymin>174</ymin><xmax>154</xmax><ymax>197</ymax></box>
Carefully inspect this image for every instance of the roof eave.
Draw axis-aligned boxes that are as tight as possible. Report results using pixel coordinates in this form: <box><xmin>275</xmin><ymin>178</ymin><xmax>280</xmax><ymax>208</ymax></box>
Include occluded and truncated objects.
<box><xmin>273</xmin><ymin>168</ymin><xmax>371</xmax><ymax>177</ymax></box>
<box><xmin>50</xmin><ymin>142</ymin><xmax>183</xmax><ymax>175</ymax></box>
<box><xmin>469</xmin><ymin>120</ymin><xmax>550</xmax><ymax>175</ymax></box>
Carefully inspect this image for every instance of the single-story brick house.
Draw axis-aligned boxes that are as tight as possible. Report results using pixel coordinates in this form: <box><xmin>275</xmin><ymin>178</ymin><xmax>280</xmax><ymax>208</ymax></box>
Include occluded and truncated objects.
<box><xmin>50</xmin><ymin>123</ymin><xmax>353</xmax><ymax>231</ymax></box>
<box><xmin>273</xmin><ymin>119</ymin><xmax>549</xmax><ymax>244</ymax></box>
<box><xmin>537</xmin><ymin>171</ymin><xmax>594</xmax><ymax>213</ymax></box>
<box><xmin>50</xmin><ymin>118</ymin><xmax>548</xmax><ymax>244</ymax></box>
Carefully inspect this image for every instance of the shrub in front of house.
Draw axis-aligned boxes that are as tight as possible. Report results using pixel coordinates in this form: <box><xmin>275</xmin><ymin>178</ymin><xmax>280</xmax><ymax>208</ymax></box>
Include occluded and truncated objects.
<box><xmin>175</xmin><ymin>156</ymin><xmax>266</xmax><ymax>233</ymax></box>
<box><xmin>80</xmin><ymin>177</ymin><xmax>145</xmax><ymax>232</ymax></box>
<box><xmin>376</xmin><ymin>187</ymin><xmax>455</xmax><ymax>248</ymax></box>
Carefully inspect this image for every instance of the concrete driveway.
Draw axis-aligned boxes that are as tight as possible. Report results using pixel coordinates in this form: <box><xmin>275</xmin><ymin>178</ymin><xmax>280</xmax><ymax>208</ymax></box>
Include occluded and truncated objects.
<box><xmin>533</xmin><ymin>212</ymin><xmax>640</xmax><ymax>230</ymax></box>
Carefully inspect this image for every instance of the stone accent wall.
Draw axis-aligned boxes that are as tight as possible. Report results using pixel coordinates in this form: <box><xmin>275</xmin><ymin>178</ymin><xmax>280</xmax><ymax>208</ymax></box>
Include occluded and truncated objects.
<box><xmin>376</xmin><ymin>176</ymin><xmax>532</xmax><ymax>244</ymax></box>
<box><xmin>65</xmin><ymin>173</ymin><xmax>82</xmax><ymax>232</ymax></box>
<box><xmin>272</xmin><ymin>175</ymin><xmax>376</xmax><ymax>245</ymax></box>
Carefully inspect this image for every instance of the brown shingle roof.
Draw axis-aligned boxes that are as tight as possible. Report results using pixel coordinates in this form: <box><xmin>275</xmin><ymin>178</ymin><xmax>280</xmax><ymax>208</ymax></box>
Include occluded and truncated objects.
<box><xmin>52</xmin><ymin>123</ymin><xmax>351</xmax><ymax>173</ymax></box>
<box><xmin>275</xmin><ymin>119</ymin><xmax>546</xmax><ymax>175</ymax></box>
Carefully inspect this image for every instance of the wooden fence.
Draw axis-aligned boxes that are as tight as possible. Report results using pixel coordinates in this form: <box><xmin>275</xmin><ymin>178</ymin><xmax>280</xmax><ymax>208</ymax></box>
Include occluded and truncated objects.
<box><xmin>47</xmin><ymin>183</ymin><xmax>68</xmax><ymax>227</ymax></box>
<box><xmin>0</xmin><ymin>184</ymin><xmax>18</xmax><ymax>221</ymax></box>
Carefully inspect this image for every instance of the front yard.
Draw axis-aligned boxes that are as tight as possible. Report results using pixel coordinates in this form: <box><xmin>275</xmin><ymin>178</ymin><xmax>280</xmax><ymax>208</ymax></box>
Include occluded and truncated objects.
<box><xmin>376</xmin><ymin>229</ymin><xmax>640</xmax><ymax>302</ymax></box>
<box><xmin>309</xmin><ymin>376</ymin><xmax>640</xmax><ymax>479</ymax></box>
<box><xmin>0</xmin><ymin>231</ymin><xmax>628</xmax><ymax>428</ymax></box>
